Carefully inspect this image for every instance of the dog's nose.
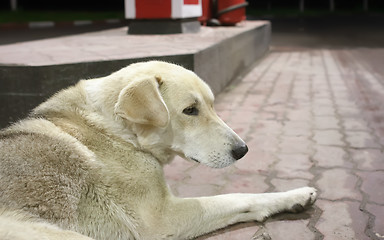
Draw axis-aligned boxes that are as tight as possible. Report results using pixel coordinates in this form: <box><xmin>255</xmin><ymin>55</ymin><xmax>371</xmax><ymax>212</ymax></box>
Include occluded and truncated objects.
<box><xmin>231</xmin><ymin>144</ymin><xmax>248</xmax><ymax>160</ymax></box>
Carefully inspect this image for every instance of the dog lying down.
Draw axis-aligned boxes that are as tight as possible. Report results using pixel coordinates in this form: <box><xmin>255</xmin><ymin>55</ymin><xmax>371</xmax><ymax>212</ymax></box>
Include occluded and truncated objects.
<box><xmin>0</xmin><ymin>61</ymin><xmax>317</xmax><ymax>240</ymax></box>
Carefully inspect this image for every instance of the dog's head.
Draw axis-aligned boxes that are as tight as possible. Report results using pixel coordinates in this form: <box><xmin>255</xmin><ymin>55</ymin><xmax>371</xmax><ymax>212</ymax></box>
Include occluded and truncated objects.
<box><xmin>112</xmin><ymin>61</ymin><xmax>248</xmax><ymax>168</ymax></box>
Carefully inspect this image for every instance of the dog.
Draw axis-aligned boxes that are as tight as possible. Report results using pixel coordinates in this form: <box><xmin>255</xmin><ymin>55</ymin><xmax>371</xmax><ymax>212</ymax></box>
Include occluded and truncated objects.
<box><xmin>0</xmin><ymin>61</ymin><xmax>317</xmax><ymax>240</ymax></box>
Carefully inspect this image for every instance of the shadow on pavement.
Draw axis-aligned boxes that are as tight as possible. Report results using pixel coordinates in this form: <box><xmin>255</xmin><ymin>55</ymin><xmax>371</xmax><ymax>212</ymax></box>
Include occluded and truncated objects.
<box><xmin>249</xmin><ymin>15</ymin><xmax>384</xmax><ymax>49</ymax></box>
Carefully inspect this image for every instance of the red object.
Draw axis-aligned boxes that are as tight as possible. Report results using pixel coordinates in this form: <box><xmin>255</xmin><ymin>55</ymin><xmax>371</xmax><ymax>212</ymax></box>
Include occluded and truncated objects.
<box><xmin>199</xmin><ymin>0</ymin><xmax>212</xmax><ymax>25</ymax></box>
<box><xmin>184</xmin><ymin>0</ymin><xmax>199</xmax><ymax>4</ymax></box>
<box><xmin>135</xmin><ymin>0</ymin><xmax>172</xmax><ymax>19</ymax></box>
<box><xmin>199</xmin><ymin>0</ymin><xmax>247</xmax><ymax>26</ymax></box>
<box><xmin>217</xmin><ymin>0</ymin><xmax>247</xmax><ymax>25</ymax></box>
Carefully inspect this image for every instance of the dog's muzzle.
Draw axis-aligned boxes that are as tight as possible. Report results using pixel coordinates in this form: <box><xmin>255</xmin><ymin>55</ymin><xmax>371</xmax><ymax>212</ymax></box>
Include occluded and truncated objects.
<box><xmin>231</xmin><ymin>144</ymin><xmax>248</xmax><ymax>160</ymax></box>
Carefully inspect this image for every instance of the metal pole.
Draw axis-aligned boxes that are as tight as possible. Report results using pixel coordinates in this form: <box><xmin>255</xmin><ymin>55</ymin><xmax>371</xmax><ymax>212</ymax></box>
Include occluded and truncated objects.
<box><xmin>330</xmin><ymin>0</ymin><xmax>335</xmax><ymax>12</ymax></box>
<box><xmin>11</xmin><ymin>0</ymin><xmax>17</xmax><ymax>11</ymax></box>
<box><xmin>299</xmin><ymin>0</ymin><xmax>304</xmax><ymax>12</ymax></box>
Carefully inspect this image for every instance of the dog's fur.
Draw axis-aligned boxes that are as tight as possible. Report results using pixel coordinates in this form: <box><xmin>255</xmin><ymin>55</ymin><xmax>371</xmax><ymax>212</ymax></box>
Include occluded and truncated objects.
<box><xmin>0</xmin><ymin>61</ymin><xmax>317</xmax><ymax>240</ymax></box>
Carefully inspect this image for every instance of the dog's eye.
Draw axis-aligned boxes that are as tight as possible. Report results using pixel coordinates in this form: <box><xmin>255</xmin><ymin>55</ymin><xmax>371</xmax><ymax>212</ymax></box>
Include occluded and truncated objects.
<box><xmin>183</xmin><ymin>106</ymin><xmax>199</xmax><ymax>116</ymax></box>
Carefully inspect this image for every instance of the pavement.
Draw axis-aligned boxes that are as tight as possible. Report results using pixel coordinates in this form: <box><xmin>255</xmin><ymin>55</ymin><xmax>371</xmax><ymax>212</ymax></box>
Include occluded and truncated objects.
<box><xmin>165</xmin><ymin>16</ymin><xmax>384</xmax><ymax>239</ymax></box>
<box><xmin>164</xmin><ymin>48</ymin><xmax>384</xmax><ymax>240</ymax></box>
<box><xmin>1</xmin><ymin>16</ymin><xmax>384</xmax><ymax>240</ymax></box>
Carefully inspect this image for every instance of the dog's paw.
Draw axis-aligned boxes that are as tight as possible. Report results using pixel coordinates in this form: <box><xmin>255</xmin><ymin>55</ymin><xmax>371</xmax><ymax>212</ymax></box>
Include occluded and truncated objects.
<box><xmin>286</xmin><ymin>187</ymin><xmax>317</xmax><ymax>213</ymax></box>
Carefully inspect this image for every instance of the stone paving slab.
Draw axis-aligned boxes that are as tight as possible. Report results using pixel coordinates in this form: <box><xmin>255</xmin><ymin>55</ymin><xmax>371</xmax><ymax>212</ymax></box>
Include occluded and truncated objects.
<box><xmin>164</xmin><ymin>49</ymin><xmax>384</xmax><ymax>240</ymax></box>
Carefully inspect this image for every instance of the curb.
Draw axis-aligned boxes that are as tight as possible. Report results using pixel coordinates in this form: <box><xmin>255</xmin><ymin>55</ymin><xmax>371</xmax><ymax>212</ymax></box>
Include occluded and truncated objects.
<box><xmin>0</xmin><ymin>19</ymin><xmax>128</xmax><ymax>30</ymax></box>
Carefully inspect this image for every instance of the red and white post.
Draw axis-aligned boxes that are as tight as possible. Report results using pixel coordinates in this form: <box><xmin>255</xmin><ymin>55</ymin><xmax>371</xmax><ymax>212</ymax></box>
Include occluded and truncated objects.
<box><xmin>125</xmin><ymin>0</ymin><xmax>202</xmax><ymax>34</ymax></box>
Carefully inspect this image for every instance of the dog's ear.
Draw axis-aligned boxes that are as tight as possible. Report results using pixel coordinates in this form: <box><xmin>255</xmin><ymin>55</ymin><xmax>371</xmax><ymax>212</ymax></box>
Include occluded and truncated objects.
<box><xmin>114</xmin><ymin>76</ymin><xmax>169</xmax><ymax>128</ymax></box>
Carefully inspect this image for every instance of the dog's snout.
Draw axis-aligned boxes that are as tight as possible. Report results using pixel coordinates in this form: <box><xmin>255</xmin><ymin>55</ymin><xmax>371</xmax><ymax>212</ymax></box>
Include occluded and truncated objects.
<box><xmin>231</xmin><ymin>144</ymin><xmax>248</xmax><ymax>160</ymax></box>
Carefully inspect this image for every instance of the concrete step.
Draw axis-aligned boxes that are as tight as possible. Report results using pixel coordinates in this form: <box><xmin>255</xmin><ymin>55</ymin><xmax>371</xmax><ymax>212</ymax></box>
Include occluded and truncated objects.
<box><xmin>0</xmin><ymin>21</ymin><xmax>270</xmax><ymax>128</ymax></box>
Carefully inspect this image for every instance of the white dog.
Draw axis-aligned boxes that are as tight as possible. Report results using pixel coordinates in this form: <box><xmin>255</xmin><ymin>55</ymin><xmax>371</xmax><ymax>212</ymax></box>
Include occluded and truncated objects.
<box><xmin>0</xmin><ymin>61</ymin><xmax>317</xmax><ymax>240</ymax></box>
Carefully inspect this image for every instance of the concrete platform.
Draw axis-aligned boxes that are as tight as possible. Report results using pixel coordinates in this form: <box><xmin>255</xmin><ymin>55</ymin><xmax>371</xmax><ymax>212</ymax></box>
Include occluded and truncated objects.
<box><xmin>0</xmin><ymin>21</ymin><xmax>270</xmax><ymax>127</ymax></box>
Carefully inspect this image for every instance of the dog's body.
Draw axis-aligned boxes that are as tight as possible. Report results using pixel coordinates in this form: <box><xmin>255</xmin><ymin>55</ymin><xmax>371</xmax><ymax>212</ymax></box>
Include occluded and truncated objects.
<box><xmin>0</xmin><ymin>61</ymin><xmax>316</xmax><ymax>240</ymax></box>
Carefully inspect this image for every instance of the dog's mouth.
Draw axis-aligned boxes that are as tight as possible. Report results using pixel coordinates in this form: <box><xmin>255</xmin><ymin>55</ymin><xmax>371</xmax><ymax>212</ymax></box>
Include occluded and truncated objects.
<box><xmin>190</xmin><ymin>157</ymin><xmax>200</xmax><ymax>163</ymax></box>
<box><xmin>187</xmin><ymin>155</ymin><xmax>237</xmax><ymax>169</ymax></box>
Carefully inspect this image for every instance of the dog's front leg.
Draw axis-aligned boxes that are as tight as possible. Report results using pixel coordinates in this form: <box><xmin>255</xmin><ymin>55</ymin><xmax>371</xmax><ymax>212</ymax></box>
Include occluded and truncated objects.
<box><xmin>195</xmin><ymin>187</ymin><xmax>317</xmax><ymax>224</ymax></box>
<box><xmin>155</xmin><ymin>187</ymin><xmax>317</xmax><ymax>239</ymax></box>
